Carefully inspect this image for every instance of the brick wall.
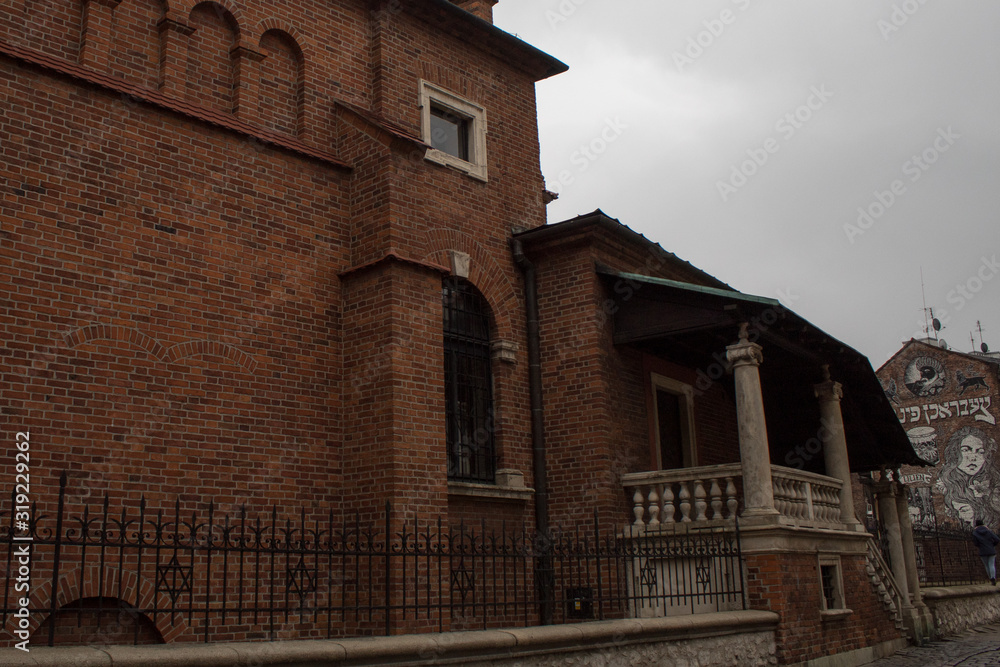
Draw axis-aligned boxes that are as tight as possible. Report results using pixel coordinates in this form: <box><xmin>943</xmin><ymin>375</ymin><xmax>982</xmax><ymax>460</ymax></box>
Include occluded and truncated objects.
<box><xmin>525</xmin><ymin>223</ymin><xmax>744</xmax><ymax>529</ymax></box>
<box><xmin>744</xmin><ymin>552</ymin><xmax>901</xmax><ymax>664</ymax></box>
<box><xmin>0</xmin><ymin>0</ymin><xmax>554</xmax><ymax>643</ymax></box>
<box><xmin>875</xmin><ymin>341</ymin><xmax>1000</xmax><ymax>530</ymax></box>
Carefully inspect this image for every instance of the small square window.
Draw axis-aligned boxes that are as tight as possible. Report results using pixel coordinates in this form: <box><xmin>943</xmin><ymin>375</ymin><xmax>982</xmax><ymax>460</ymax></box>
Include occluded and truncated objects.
<box><xmin>817</xmin><ymin>556</ymin><xmax>846</xmax><ymax>611</ymax></box>
<box><xmin>430</xmin><ymin>105</ymin><xmax>470</xmax><ymax>161</ymax></box>
<box><xmin>420</xmin><ymin>81</ymin><xmax>488</xmax><ymax>181</ymax></box>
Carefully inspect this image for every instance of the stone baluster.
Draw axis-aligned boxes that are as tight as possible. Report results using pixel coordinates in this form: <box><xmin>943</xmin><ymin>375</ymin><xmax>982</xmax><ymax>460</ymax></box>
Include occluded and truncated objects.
<box><xmin>663</xmin><ymin>483</ymin><xmax>676</xmax><ymax>524</ymax></box>
<box><xmin>648</xmin><ymin>486</ymin><xmax>660</xmax><ymax>527</ymax></box>
<box><xmin>803</xmin><ymin>481</ymin><xmax>815</xmax><ymax>520</ymax></box>
<box><xmin>772</xmin><ymin>476</ymin><xmax>787</xmax><ymax>517</ymax></box>
<box><xmin>725</xmin><ymin>477</ymin><xmax>738</xmax><ymax>518</ymax></box>
<box><xmin>632</xmin><ymin>488</ymin><xmax>646</xmax><ymax>526</ymax></box>
<box><xmin>694</xmin><ymin>479</ymin><xmax>707</xmax><ymax>521</ymax></box>
<box><xmin>709</xmin><ymin>478</ymin><xmax>723</xmax><ymax>519</ymax></box>
<box><xmin>678</xmin><ymin>481</ymin><xmax>692</xmax><ymax>522</ymax></box>
<box><xmin>823</xmin><ymin>486</ymin><xmax>835</xmax><ymax>520</ymax></box>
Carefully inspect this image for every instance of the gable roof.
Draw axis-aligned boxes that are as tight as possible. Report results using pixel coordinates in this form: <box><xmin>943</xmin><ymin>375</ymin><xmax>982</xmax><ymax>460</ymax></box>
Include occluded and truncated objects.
<box><xmin>878</xmin><ymin>338</ymin><xmax>1000</xmax><ymax>375</ymax></box>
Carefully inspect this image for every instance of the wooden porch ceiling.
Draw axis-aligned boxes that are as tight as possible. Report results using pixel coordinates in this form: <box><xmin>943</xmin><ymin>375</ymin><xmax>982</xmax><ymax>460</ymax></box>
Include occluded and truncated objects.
<box><xmin>598</xmin><ymin>269</ymin><xmax>924</xmax><ymax>472</ymax></box>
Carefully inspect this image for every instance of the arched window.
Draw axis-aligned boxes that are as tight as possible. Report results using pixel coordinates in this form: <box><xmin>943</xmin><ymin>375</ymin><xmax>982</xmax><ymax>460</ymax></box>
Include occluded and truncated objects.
<box><xmin>442</xmin><ymin>277</ymin><xmax>495</xmax><ymax>482</ymax></box>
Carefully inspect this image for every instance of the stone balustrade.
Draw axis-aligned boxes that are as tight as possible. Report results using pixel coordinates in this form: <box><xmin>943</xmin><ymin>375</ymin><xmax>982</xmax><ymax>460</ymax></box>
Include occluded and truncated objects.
<box><xmin>623</xmin><ymin>463</ymin><xmax>743</xmax><ymax>527</ymax></box>
<box><xmin>770</xmin><ymin>464</ymin><xmax>843</xmax><ymax>525</ymax></box>
<box><xmin>623</xmin><ymin>463</ymin><xmax>845</xmax><ymax>528</ymax></box>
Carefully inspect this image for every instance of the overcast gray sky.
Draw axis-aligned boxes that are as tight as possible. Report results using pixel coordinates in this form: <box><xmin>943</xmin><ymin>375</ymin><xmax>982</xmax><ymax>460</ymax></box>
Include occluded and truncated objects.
<box><xmin>493</xmin><ymin>0</ymin><xmax>999</xmax><ymax>368</ymax></box>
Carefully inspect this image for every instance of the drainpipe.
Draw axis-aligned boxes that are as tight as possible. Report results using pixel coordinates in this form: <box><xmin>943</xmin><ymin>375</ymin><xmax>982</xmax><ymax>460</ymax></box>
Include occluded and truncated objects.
<box><xmin>511</xmin><ymin>238</ymin><xmax>553</xmax><ymax>625</ymax></box>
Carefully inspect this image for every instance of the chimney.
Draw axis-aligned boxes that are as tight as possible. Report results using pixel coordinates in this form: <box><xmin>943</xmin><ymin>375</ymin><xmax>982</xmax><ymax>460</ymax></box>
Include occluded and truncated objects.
<box><xmin>451</xmin><ymin>0</ymin><xmax>498</xmax><ymax>24</ymax></box>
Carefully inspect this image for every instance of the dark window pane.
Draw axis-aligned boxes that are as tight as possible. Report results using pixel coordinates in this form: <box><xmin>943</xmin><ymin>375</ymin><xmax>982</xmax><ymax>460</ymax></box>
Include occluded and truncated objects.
<box><xmin>443</xmin><ymin>277</ymin><xmax>494</xmax><ymax>482</ymax></box>
<box><xmin>656</xmin><ymin>388</ymin><xmax>684</xmax><ymax>469</ymax></box>
<box><xmin>431</xmin><ymin>105</ymin><xmax>470</xmax><ymax>161</ymax></box>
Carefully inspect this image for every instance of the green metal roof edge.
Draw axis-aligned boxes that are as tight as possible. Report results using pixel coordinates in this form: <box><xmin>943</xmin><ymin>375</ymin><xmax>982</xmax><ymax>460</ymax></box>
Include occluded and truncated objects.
<box><xmin>607</xmin><ymin>270</ymin><xmax>782</xmax><ymax>308</ymax></box>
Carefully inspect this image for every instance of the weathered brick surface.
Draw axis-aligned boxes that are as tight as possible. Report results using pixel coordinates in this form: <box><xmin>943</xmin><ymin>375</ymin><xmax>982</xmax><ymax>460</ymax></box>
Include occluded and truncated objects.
<box><xmin>873</xmin><ymin>340</ymin><xmax>1000</xmax><ymax>530</ymax></box>
<box><xmin>744</xmin><ymin>552</ymin><xmax>901</xmax><ymax>664</ymax></box>
<box><xmin>0</xmin><ymin>0</ymin><xmax>552</xmax><ymax>643</ymax></box>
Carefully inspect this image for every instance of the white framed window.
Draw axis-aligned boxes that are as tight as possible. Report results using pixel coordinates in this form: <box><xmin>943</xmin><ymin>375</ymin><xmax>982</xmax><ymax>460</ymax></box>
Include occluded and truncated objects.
<box><xmin>650</xmin><ymin>373</ymin><xmax>697</xmax><ymax>470</ymax></box>
<box><xmin>420</xmin><ymin>80</ymin><xmax>488</xmax><ymax>182</ymax></box>
<box><xmin>818</xmin><ymin>555</ymin><xmax>846</xmax><ymax>611</ymax></box>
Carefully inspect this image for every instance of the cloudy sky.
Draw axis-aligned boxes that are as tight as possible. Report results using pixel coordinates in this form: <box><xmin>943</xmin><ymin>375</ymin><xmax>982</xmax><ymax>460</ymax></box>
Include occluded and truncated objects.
<box><xmin>493</xmin><ymin>0</ymin><xmax>999</xmax><ymax>368</ymax></box>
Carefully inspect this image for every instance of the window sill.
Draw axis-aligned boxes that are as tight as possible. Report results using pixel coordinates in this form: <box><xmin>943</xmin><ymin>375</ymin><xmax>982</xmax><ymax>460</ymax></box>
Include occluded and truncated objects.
<box><xmin>820</xmin><ymin>608</ymin><xmax>853</xmax><ymax>622</ymax></box>
<box><xmin>448</xmin><ymin>476</ymin><xmax>534</xmax><ymax>503</ymax></box>
<box><xmin>425</xmin><ymin>149</ymin><xmax>488</xmax><ymax>182</ymax></box>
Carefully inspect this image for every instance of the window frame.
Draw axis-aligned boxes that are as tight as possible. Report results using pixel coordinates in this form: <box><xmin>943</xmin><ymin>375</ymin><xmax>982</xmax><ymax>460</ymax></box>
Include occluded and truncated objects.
<box><xmin>818</xmin><ymin>555</ymin><xmax>846</xmax><ymax>611</ymax></box>
<box><xmin>420</xmin><ymin>80</ymin><xmax>488</xmax><ymax>182</ymax></box>
<box><xmin>650</xmin><ymin>373</ymin><xmax>697</xmax><ymax>470</ymax></box>
<box><xmin>442</xmin><ymin>276</ymin><xmax>496</xmax><ymax>483</ymax></box>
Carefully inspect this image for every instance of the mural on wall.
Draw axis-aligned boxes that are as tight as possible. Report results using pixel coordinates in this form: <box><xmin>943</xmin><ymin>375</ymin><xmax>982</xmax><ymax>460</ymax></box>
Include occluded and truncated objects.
<box><xmin>897</xmin><ymin>396</ymin><xmax>996</xmax><ymax>427</ymax></box>
<box><xmin>904</xmin><ymin>356</ymin><xmax>947</xmax><ymax>397</ymax></box>
<box><xmin>906</xmin><ymin>486</ymin><xmax>936</xmax><ymax>529</ymax></box>
<box><xmin>957</xmin><ymin>367</ymin><xmax>990</xmax><ymax>395</ymax></box>
<box><xmin>906</xmin><ymin>426</ymin><xmax>939</xmax><ymax>464</ymax></box>
<box><xmin>882</xmin><ymin>378</ymin><xmax>901</xmax><ymax>406</ymax></box>
<box><xmin>935</xmin><ymin>425</ymin><xmax>1000</xmax><ymax>527</ymax></box>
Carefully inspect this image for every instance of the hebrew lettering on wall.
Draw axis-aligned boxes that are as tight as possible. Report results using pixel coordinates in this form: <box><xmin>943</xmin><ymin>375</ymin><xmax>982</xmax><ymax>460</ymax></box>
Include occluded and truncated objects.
<box><xmin>935</xmin><ymin>426</ymin><xmax>1000</xmax><ymax>527</ymax></box>
<box><xmin>896</xmin><ymin>396</ymin><xmax>996</xmax><ymax>427</ymax></box>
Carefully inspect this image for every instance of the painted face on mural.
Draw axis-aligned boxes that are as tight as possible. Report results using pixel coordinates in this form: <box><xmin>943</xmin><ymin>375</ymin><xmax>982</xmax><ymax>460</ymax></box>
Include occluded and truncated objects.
<box><xmin>953</xmin><ymin>502</ymin><xmax>975</xmax><ymax>525</ymax></box>
<box><xmin>958</xmin><ymin>435</ymin><xmax>986</xmax><ymax>476</ymax></box>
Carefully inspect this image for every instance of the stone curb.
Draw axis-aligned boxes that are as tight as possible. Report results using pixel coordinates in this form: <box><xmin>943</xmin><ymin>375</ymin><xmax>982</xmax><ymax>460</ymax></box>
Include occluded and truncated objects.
<box><xmin>0</xmin><ymin>610</ymin><xmax>779</xmax><ymax>666</ymax></box>
<box><xmin>922</xmin><ymin>584</ymin><xmax>1000</xmax><ymax>599</ymax></box>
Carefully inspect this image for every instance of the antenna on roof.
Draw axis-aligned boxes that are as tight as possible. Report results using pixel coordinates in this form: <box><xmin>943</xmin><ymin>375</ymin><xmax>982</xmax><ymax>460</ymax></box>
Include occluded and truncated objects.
<box><xmin>920</xmin><ymin>268</ymin><xmax>933</xmax><ymax>339</ymax></box>
<box><xmin>976</xmin><ymin>320</ymin><xmax>989</xmax><ymax>353</ymax></box>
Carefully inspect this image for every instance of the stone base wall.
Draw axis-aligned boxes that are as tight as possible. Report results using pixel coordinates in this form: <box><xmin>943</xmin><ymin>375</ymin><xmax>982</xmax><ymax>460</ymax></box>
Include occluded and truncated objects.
<box><xmin>2</xmin><ymin>611</ymin><xmax>779</xmax><ymax>667</ymax></box>
<box><xmin>923</xmin><ymin>585</ymin><xmax>1000</xmax><ymax>636</ymax></box>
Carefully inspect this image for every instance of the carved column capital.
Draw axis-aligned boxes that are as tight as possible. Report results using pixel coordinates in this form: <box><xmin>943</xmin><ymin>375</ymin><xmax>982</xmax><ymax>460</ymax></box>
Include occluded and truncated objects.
<box><xmin>814</xmin><ymin>380</ymin><xmax>843</xmax><ymax>403</ymax></box>
<box><xmin>726</xmin><ymin>340</ymin><xmax>763</xmax><ymax>368</ymax></box>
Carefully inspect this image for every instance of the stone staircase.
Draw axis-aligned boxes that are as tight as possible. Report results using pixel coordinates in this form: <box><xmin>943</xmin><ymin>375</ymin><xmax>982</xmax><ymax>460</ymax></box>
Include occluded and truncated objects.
<box><xmin>865</xmin><ymin>539</ymin><xmax>908</xmax><ymax>634</ymax></box>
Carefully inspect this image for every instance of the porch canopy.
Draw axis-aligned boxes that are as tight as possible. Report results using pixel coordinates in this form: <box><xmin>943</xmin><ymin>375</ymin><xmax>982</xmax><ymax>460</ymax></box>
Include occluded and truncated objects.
<box><xmin>598</xmin><ymin>268</ymin><xmax>922</xmax><ymax>473</ymax></box>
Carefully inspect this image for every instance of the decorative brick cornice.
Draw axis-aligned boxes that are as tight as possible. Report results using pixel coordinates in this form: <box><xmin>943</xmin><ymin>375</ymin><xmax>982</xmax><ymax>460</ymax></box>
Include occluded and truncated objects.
<box><xmin>0</xmin><ymin>38</ymin><xmax>350</xmax><ymax>170</ymax></box>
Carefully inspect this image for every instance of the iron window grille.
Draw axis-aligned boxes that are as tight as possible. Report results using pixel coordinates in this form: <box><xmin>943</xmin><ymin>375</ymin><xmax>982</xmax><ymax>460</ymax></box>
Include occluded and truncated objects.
<box><xmin>443</xmin><ymin>277</ymin><xmax>496</xmax><ymax>483</ymax></box>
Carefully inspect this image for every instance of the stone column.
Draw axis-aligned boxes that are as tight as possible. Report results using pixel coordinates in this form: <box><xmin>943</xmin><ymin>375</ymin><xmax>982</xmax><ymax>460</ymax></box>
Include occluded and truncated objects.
<box><xmin>726</xmin><ymin>324</ymin><xmax>778</xmax><ymax>518</ymax></box>
<box><xmin>875</xmin><ymin>479</ymin><xmax>912</xmax><ymax>608</ymax></box>
<box><xmin>893</xmin><ymin>479</ymin><xmax>923</xmax><ymax>605</ymax></box>
<box><xmin>813</xmin><ymin>365</ymin><xmax>860</xmax><ymax>527</ymax></box>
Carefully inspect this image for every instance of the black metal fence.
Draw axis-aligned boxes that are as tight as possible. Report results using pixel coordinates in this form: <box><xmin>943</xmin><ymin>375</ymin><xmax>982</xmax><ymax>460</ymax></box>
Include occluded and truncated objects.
<box><xmin>914</xmin><ymin>527</ymin><xmax>991</xmax><ymax>587</ymax></box>
<box><xmin>1</xmin><ymin>474</ymin><xmax>745</xmax><ymax>647</ymax></box>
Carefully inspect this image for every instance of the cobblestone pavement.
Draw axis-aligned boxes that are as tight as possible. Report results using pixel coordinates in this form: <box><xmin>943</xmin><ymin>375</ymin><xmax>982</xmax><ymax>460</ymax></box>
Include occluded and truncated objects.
<box><xmin>861</xmin><ymin>625</ymin><xmax>1000</xmax><ymax>666</ymax></box>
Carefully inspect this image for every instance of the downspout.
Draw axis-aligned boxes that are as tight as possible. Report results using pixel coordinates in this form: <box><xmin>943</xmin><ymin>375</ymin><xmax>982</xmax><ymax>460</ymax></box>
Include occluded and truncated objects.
<box><xmin>511</xmin><ymin>238</ymin><xmax>553</xmax><ymax>625</ymax></box>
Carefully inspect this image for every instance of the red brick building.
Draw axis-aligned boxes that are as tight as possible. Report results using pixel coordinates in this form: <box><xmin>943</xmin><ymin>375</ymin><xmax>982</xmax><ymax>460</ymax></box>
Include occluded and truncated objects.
<box><xmin>0</xmin><ymin>0</ymin><xmax>926</xmax><ymax>663</ymax></box>
<box><xmin>874</xmin><ymin>340</ymin><xmax>1000</xmax><ymax>531</ymax></box>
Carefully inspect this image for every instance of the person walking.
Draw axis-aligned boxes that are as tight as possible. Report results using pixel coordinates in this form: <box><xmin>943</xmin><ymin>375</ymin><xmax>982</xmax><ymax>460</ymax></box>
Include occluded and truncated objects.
<box><xmin>972</xmin><ymin>518</ymin><xmax>1000</xmax><ymax>585</ymax></box>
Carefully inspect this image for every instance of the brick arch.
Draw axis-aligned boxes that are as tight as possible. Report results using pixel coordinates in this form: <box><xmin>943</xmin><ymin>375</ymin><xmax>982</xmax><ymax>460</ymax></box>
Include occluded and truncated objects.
<box><xmin>164</xmin><ymin>339</ymin><xmax>258</xmax><ymax>372</ymax></box>
<box><xmin>64</xmin><ymin>324</ymin><xmax>167</xmax><ymax>360</ymax></box>
<box><xmin>257</xmin><ymin>25</ymin><xmax>305</xmax><ymax>136</ymax></box>
<box><xmin>421</xmin><ymin>229</ymin><xmax>517</xmax><ymax>341</ymax></box>
<box><xmin>186</xmin><ymin>1</ymin><xmax>240</xmax><ymax>112</ymax></box>
<box><xmin>5</xmin><ymin>563</ymin><xmax>187</xmax><ymax>644</ymax></box>
<box><xmin>185</xmin><ymin>0</ymin><xmax>245</xmax><ymax>38</ymax></box>
<box><xmin>256</xmin><ymin>19</ymin><xmax>314</xmax><ymax>62</ymax></box>
<box><xmin>110</xmin><ymin>0</ymin><xmax>167</xmax><ymax>88</ymax></box>
<box><xmin>63</xmin><ymin>325</ymin><xmax>257</xmax><ymax>372</ymax></box>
